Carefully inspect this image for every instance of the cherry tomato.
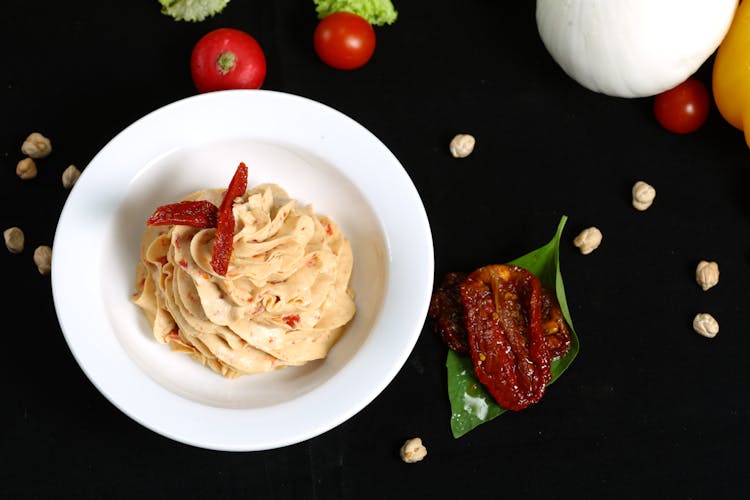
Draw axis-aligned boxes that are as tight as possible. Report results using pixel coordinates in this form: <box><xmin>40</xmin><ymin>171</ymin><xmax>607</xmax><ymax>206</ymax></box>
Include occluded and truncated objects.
<box><xmin>190</xmin><ymin>28</ymin><xmax>266</xmax><ymax>93</ymax></box>
<box><xmin>653</xmin><ymin>77</ymin><xmax>710</xmax><ymax>134</ymax></box>
<box><xmin>313</xmin><ymin>12</ymin><xmax>376</xmax><ymax>70</ymax></box>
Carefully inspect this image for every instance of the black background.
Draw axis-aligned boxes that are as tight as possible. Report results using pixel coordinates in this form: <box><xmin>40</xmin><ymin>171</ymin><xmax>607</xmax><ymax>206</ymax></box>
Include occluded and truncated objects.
<box><xmin>3</xmin><ymin>1</ymin><xmax>750</xmax><ymax>498</ymax></box>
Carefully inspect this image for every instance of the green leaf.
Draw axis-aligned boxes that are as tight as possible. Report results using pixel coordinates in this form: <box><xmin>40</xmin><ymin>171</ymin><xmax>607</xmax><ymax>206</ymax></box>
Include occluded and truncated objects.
<box><xmin>447</xmin><ymin>215</ymin><xmax>579</xmax><ymax>438</ymax></box>
<box><xmin>159</xmin><ymin>0</ymin><xmax>230</xmax><ymax>22</ymax></box>
<box><xmin>447</xmin><ymin>350</ymin><xmax>506</xmax><ymax>438</ymax></box>
<box><xmin>313</xmin><ymin>0</ymin><xmax>398</xmax><ymax>26</ymax></box>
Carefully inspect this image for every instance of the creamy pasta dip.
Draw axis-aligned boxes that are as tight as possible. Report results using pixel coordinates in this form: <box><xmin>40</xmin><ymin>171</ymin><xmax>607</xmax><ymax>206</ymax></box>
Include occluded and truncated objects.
<box><xmin>132</xmin><ymin>183</ymin><xmax>356</xmax><ymax>378</ymax></box>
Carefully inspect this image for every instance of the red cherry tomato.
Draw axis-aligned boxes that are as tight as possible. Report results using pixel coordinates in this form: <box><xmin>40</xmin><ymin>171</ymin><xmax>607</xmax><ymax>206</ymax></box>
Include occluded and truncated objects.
<box><xmin>653</xmin><ymin>77</ymin><xmax>710</xmax><ymax>134</ymax></box>
<box><xmin>190</xmin><ymin>28</ymin><xmax>267</xmax><ymax>93</ymax></box>
<box><xmin>313</xmin><ymin>12</ymin><xmax>376</xmax><ymax>70</ymax></box>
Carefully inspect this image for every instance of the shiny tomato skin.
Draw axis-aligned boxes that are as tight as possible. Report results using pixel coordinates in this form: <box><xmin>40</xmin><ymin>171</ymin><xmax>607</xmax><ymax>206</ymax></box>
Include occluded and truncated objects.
<box><xmin>190</xmin><ymin>28</ymin><xmax>266</xmax><ymax>93</ymax></box>
<box><xmin>313</xmin><ymin>12</ymin><xmax>376</xmax><ymax>70</ymax></box>
<box><xmin>653</xmin><ymin>77</ymin><xmax>710</xmax><ymax>134</ymax></box>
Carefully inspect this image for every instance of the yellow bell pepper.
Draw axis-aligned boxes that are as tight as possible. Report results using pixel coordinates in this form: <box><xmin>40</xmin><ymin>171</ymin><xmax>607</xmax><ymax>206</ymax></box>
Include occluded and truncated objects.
<box><xmin>713</xmin><ymin>1</ymin><xmax>750</xmax><ymax>147</ymax></box>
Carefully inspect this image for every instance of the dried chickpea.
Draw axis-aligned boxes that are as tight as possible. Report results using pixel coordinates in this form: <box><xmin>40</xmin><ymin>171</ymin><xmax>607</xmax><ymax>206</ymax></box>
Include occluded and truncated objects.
<box><xmin>21</xmin><ymin>132</ymin><xmax>52</xmax><ymax>159</ymax></box>
<box><xmin>573</xmin><ymin>227</ymin><xmax>602</xmax><ymax>255</ymax></box>
<box><xmin>693</xmin><ymin>313</ymin><xmax>719</xmax><ymax>338</ymax></box>
<box><xmin>632</xmin><ymin>181</ymin><xmax>656</xmax><ymax>211</ymax></box>
<box><xmin>399</xmin><ymin>437</ymin><xmax>427</xmax><ymax>463</ymax></box>
<box><xmin>62</xmin><ymin>164</ymin><xmax>81</xmax><ymax>189</ymax></box>
<box><xmin>695</xmin><ymin>260</ymin><xmax>719</xmax><ymax>291</ymax></box>
<box><xmin>33</xmin><ymin>245</ymin><xmax>52</xmax><ymax>275</ymax></box>
<box><xmin>4</xmin><ymin>227</ymin><xmax>24</xmax><ymax>253</ymax></box>
<box><xmin>449</xmin><ymin>134</ymin><xmax>476</xmax><ymax>158</ymax></box>
<box><xmin>16</xmin><ymin>158</ymin><xmax>37</xmax><ymax>180</ymax></box>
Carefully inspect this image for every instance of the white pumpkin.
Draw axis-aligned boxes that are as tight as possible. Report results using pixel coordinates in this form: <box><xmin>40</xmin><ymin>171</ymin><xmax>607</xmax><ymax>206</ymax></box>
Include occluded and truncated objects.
<box><xmin>535</xmin><ymin>0</ymin><xmax>738</xmax><ymax>98</ymax></box>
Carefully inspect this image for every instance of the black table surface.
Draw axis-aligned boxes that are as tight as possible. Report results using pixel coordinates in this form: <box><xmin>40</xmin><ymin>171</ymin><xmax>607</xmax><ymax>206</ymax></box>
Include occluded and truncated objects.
<box><xmin>3</xmin><ymin>2</ymin><xmax>749</xmax><ymax>498</ymax></box>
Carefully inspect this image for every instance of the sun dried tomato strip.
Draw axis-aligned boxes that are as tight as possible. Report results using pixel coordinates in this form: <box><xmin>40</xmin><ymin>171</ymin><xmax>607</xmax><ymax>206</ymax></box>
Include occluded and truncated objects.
<box><xmin>460</xmin><ymin>264</ymin><xmax>551</xmax><ymax>411</ymax></box>
<box><xmin>146</xmin><ymin>200</ymin><xmax>219</xmax><ymax>227</ymax></box>
<box><xmin>428</xmin><ymin>271</ymin><xmax>470</xmax><ymax>353</ymax></box>
<box><xmin>540</xmin><ymin>288</ymin><xmax>572</xmax><ymax>360</ymax></box>
<box><xmin>430</xmin><ymin>270</ymin><xmax>572</xmax><ymax>362</ymax></box>
<box><xmin>211</xmin><ymin>162</ymin><xmax>248</xmax><ymax>276</ymax></box>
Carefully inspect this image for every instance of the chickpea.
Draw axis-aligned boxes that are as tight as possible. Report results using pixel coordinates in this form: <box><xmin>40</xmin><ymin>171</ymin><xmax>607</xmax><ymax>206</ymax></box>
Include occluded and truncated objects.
<box><xmin>449</xmin><ymin>134</ymin><xmax>476</xmax><ymax>158</ymax></box>
<box><xmin>33</xmin><ymin>245</ymin><xmax>52</xmax><ymax>275</ymax></box>
<box><xmin>4</xmin><ymin>227</ymin><xmax>24</xmax><ymax>253</ymax></box>
<box><xmin>21</xmin><ymin>132</ymin><xmax>52</xmax><ymax>159</ymax></box>
<box><xmin>632</xmin><ymin>181</ymin><xmax>656</xmax><ymax>211</ymax></box>
<box><xmin>695</xmin><ymin>260</ymin><xmax>719</xmax><ymax>291</ymax></box>
<box><xmin>693</xmin><ymin>313</ymin><xmax>719</xmax><ymax>338</ymax></box>
<box><xmin>16</xmin><ymin>158</ymin><xmax>37</xmax><ymax>180</ymax></box>
<box><xmin>573</xmin><ymin>227</ymin><xmax>602</xmax><ymax>255</ymax></box>
<box><xmin>399</xmin><ymin>437</ymin><xmax>427</xmax><ymax>463</ymax></box>
<box><xmin>62</xmin><ymin>164</ymin><xmax>81</xmax><ymax>189</ymax></box>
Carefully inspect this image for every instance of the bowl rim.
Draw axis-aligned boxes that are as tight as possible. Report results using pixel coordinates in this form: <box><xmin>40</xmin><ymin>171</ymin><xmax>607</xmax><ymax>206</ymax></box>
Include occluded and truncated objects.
<box><xmin>51</xmin><ymin>89</ymin><xmax>434</xmax><ymax>451</ymax></box>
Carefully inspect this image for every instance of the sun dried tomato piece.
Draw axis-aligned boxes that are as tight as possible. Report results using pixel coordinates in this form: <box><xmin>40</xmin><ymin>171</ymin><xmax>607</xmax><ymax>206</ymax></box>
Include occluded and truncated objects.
<box><xmin>460</xmin><ymin>264</ymin><xmax>551</xmax><ymax>411</ymax></box>
<box><xmin>211</xmin><ymin>162</ymin><xmax>248</xmax><ymax>276</ymax></box>
<box><xmin>146</xmin><ymin>200</ymin><xmax>219</xmax><ymax>227</ymax></box>
<box><xmin>428</xmin><ymin>271</ymin><xmax>469</xmax><ymax>353</ymax></box>
<box><xmin>540</xmin><ymin>288</ymin><xmax>572</xmax><ymax>360</ymax></box>
<box><xmin>430</xmin><ymin>269</ymin><xmax>571</xmax><ymax>361</ymax></box>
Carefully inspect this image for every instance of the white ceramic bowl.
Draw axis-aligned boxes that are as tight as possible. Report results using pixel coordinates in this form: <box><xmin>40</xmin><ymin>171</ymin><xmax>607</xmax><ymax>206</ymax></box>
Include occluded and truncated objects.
<box><xmin>52</xmin><ymin>90</ymin><xmax>434</xmax><ymax>451</ymax></box>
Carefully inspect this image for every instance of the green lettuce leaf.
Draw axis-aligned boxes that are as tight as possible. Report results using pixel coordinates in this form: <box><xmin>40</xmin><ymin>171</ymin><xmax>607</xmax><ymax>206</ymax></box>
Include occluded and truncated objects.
<box><xmin>447</xmin><ymin>215</ymin><xmax>579</xmax><ymax>438</ymax></box>
<box><xmin>313</xmin><ymin>0</ymin><xmax>398</xmax><ymax>25</ymax></box>
<box><xmin>159</xmin><ymin>0</ymin><xmax>230</xmax><ymax>22</ymax></box>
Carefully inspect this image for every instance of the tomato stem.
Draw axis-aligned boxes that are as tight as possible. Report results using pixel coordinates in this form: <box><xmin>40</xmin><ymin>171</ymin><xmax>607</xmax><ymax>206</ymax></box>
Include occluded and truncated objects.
<box><xmin>216</xmin><ymin>51</ymin><xmax>236</xmax><ymax>75</ymax></box>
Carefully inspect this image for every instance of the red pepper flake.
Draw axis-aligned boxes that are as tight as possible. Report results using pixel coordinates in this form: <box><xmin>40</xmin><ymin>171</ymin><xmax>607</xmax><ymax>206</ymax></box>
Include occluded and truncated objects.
<box><xmin>283</xmin><ymin>314</ymin><xmax>300</xmax><ymax>328</ymax></box>
<box><xmin>178</xmin><ymin>259</ymin><xmax>188</xmax><ymax>268</ymax></box>
<box><xmin>325</xmin><ymin>223</ymin><xmax>333</xmax><ymax>236</ymax></box>
<box><xmin>211</xmin><ymin>163</ymin><xmax>248</xmax><ymax>276</ymax></box>
<box><xmin>157</xmin><ymin>256</ymin><xmax>168</xmax><ymax>265</ymax></box>
<box><xmin>146</xmin><ymin>200</ymin><xmax>218</xmax><ymax>227</ymax></box>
